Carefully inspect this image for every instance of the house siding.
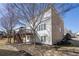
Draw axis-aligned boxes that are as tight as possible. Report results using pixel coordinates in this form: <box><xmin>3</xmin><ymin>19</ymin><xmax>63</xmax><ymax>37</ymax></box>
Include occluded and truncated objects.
<box><xmin>51</xmin><ymin>8</ymin><xmax>64</xmax><ymax>44</ymax></box>
<box><xmin>36</xmin><ymin>9</ymin><xmax>52</xmax><ymax>45</ymax></box>
<box><xmin>36</xmin><ymin>8</ymin><xmax>64</xmax><ymax>45</ymax></box>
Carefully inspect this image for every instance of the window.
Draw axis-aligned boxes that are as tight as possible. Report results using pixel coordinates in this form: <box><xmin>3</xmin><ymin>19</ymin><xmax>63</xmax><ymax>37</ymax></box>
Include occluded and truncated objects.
<box><xmin>41</xmin><ymin>36</ymin><xmax>43</xmax><ymax>42</ymax></box>
<box><xmin>41</xmin><ymin>36</ymin><xmax>46</xmax><ymax>42</ymax></box>
<box><xmin>44</xmin><ymin>24</ymin><xmax>46</xmax><ymax>30</ymax></box>
<box><xmin>37</xmin><ymin>23</ymin><xmax>46</xmax><ymax>31</ymax></box>
<box><xmin>41</xmin><ymin>24</ymin><xmax>46</xmax><ymax>30</ymax></box>
<box><xmin>41</xmin><ymin>24</ymin><xmax>43</xmax><ymax>30</ymax></box>
<box><xmin>39</xmin><ymin>25</ymin><xmax>41</xmax><ymax>31</ymax></box>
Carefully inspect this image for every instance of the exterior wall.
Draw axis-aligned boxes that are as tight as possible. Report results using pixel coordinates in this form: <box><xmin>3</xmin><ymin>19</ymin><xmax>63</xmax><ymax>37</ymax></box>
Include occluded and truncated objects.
<box><xmin>51</xmin><ymin>8</ymin><xmax>64</xmax><ymax>44</ymax></box>
<box><xmin>36</xmin><ymin>9</ymin><xmax>52</xmax><ymax>45</ymax></box>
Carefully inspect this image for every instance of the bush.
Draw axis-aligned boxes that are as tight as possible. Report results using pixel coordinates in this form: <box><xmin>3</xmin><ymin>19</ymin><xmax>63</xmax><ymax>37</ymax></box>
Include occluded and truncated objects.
<box><xmin>57</xmin><ymin>33</ymin><xmax>71</xmax><ymax>45</ymax></box>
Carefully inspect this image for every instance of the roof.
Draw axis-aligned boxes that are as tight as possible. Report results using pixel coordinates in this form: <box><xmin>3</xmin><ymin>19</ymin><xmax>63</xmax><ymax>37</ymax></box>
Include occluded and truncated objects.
<box><xmin>16</xmin><ymin>27</ymin><xmax>33</xmax><ymax>35</ymax></box>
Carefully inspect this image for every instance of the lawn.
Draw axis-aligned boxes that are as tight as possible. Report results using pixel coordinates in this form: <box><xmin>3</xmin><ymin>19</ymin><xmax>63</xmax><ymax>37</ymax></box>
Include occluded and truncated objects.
<box><xmin>0</xmin><ymin>49</ymin><xmax>20</xmax><ymax>56</ymax></box>
<box><xmin>0</xmin><ymin>38</ymin><xmax>79</xmax><ymax>56</ymax></box>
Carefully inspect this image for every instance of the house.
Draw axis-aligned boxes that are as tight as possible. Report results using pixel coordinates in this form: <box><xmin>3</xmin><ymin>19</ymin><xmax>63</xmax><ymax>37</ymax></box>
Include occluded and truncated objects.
<box><xmin>76</xmin><ymin>32</ymin><xmax>79</xmax><ymax>36</ymax></box>
<box><xmin>20</xmin><ymin>8</ymin><xmax>64</xmax><ymax>45</ymax></box>
<box><xmin>0</xmin><ymin>31</ymin><xmax>6</xmax><ymax>39</ymax></box>
<box><xmin>13</xmin><ymin>8</ymin><xmax>64</xmax><ymax>45</ymax></box>
<box><xmin>11</xmin><ymin>27</ymin><xmax>33</xmax><ymax>43</ymax></box>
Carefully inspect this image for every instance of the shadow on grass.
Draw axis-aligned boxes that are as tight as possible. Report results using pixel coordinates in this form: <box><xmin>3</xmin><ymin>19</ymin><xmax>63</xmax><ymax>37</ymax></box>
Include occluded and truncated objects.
<box><xmin>0</xmin><ymin>49</ymin><xmax>32</xmax><ymax>56</ymax></box>
<box><xmin>0</xmin><ymin>49</ymin><xmax>20</xmax><ymax>56</ymax></box>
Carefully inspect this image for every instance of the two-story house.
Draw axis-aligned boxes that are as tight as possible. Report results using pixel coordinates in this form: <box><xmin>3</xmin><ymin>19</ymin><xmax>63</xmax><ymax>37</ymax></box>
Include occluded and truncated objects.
<box><xmin>14</xmin><ymin>8</ymin><xmax>64</xmax><ymax>45</ymax></box>
<box><xmin>22</xmin><ymin>8</ymin><xmax>64</xmax><ymax>45</ymax></box>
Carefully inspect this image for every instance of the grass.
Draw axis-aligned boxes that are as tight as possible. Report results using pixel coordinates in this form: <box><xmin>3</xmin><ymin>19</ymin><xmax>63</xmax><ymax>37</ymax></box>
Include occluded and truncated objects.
<box><xmin>0</xmin><ymin>39</ymin><xmax>20</xmax><ymax>56</ymax></box>
<box><xmin>0</xmin><ymin>49</ymin><xmax>19</xmax><ymax>56</ymax></box>
<box><xmin>0</xmin><ymin>38</ymin><xmax>79</xmax><ymax>56</ymax></box>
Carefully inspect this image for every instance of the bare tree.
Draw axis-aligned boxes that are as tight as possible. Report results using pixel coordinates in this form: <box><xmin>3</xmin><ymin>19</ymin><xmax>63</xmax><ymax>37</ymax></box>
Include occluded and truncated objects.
<box><xmin>0</xmin><ymin>4</ymin><xmax>19</xmax><ymax>43</ymax></box>
<box><xmin>12</xmin><ymin>3</ymin><xmax>79</xmax><ymax>47</ymax></box>
<box><xmin>11</xmin><ymin>3</ymin><xmax>51</xmax><ymax>47</ymax></box>
<box><xmin>0</xmin><ymin>3</ymin><xmax>79</xmax><ymax>46</ymax></box>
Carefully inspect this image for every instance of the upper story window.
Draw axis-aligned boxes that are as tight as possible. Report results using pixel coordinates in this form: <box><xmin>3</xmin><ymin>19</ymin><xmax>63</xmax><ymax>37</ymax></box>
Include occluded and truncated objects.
<box><xmin>37</xmin><ymin>23</ymin><xmax>46</xmax><ymax>31</ymax></box>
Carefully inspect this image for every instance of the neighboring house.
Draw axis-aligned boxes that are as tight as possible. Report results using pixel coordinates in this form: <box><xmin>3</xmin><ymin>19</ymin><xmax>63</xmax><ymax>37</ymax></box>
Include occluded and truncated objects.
<box><xmin>0</xmin><ymin>31</ymin><xmax>6</xmax><ymax>37</ymax></box>
<box><xmin>0</xmin><ymin>31</ymin><xmax>3</xmax><ymax>38</ymax></box>
<box><xmin>0</xmin><ymin>31</ymin><xmax>7</xmax><ymax>39</ymax></box>
<box><xmin>14</xmin><ymin>27</ymin><xmax>33</xmax><ymax>43</ymax></box>
<box><xmin>64</xmin><ymin>28</ymin><xmax>76</xmax><ymax>38</ymax></box>
<box><xmin>76</xmin><ymin>32</ymin><xmax>79</xmax><ymax>36</ymax></box>
<box><xmin>64</xmin><ymin>28</ymin><xmax>72</xmax><ymax>35</ymax></box>
<box><xmin>20</xmin><ymin>8</ymin><xmax>64</xmax><ymax>45</ymax></box>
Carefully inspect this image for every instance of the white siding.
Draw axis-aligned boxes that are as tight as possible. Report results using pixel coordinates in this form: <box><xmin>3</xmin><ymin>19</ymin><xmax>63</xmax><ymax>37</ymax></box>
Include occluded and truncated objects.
<box><xmin>36</xmin><ymin>9</ymin><xmax>52</xmax><ymax>45</ymax></box>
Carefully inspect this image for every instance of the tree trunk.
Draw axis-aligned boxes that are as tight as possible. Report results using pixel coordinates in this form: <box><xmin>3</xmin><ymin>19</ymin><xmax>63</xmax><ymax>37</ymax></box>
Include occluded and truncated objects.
<box><xmin>7</xmin><ymin>34</ymin><xmax>10</xmax><ymax>44</ymax></box>
<box><xmin>33</xmin><ymin>30</ymin><xmax>36</xmax><ymax>48</ymax></box>
<box><xmin>9</xmin><ymin>38</ymin><xmax>11</xmax><ymax>44</ymax></box>
<box><xmin>24</xmin><ymin>34</ymin><xmax>26</xmax><ymax>44</ymax></box>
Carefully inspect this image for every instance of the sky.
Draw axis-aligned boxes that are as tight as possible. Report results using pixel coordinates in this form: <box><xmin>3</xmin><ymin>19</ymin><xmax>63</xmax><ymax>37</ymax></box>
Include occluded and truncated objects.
<box><xmin>0</xmin><ymin>4</ymin><xmax>79</xmax><ymax>33</ymax></box>
<box><xmin>64</xmin><ymin>7</ymin><xmax>79</xmax><ymax>33</ymax></box>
